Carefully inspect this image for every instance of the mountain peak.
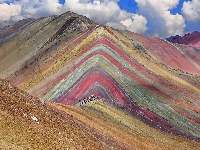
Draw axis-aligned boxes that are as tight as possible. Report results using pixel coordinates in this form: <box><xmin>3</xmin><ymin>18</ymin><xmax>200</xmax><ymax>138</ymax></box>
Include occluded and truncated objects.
<box><xmin>0</xmin><ymin>11</ymin><xmax>200</xmax><ymax>148</ymax></box>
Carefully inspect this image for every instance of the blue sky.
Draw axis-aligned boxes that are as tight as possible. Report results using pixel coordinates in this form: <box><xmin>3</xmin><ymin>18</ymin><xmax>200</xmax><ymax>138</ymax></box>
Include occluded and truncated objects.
<box><xmin>119</xmin><ymin>0</ymin><xmax>187</xmax><ymax>14</ymax></box>
<box><xmin>0</xmin><ymin>0</ymin><xmax>200</xmax><ymax>38</ymax></box>
<box><xmin>122</xmin><ymin>0</ymin><xmax>200</xmax><ymax>33</ymax></box>
<box><xmin>117</xmin><ymin>0</ymin><xmax>200</xmax><ymax>35</ymax></box>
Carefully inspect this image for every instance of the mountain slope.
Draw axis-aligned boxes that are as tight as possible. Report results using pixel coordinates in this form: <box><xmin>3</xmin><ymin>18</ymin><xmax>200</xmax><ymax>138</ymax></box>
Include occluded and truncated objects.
<box><xmin>1</xmin><ymin>79</ymin><xmax>199</xmax><ymax>149</ymax></box>
<box><xmin>0</xmin><ymin>11</ymin><xmax>200</xmax><ymax>146</ymax></box>
<box><xmin>47</xmin><ymin>100</ymin><xmax>200</xmax><ymax>150</ymax></box>
<box><xmin>0</xmin><ymin>78</ymin><xmax>111</xmax><ymax>149</ymax></box>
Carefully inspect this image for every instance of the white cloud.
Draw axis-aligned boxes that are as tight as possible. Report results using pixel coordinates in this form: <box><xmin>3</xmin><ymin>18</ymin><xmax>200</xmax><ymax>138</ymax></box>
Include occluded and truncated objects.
<box><xmin>182</xmin><ymin>0</ymin><xmax>200</xmax><ymax>24</ymax></box>
<box><xmin>19</xmin><ymin>0</ymin><xmax>63</xmax><ymax>18</ymax></box>
<box><xmin>1</xmin><ymin>0</ymin><xmax>189</xmax><ymax>37</ymax></box>
<box><xmin>0</xmin><ymin>0</ymin><xmax>148</xmax><ymax>35</ymax></box>
<box><xmin>10</xmin><ymin>15</ymin><xmax>25</xmax><ymax>22</ymax></box>
<box><xmin>0</xmin><ymin>3</ymin><xmax>21</xmax><ymax>21</ymax></box>
<box><xmin>0</xmin><ymin>2</ymin><xmax>22</xmax><ymax>27</ymax></box>
<box><xmin>64</xmin><ymin>0</ymin><xmax>148</xmax><ymax>33</ymax></box>
<box><xmin>106</xmin><ymin>22</ymin><xmax>127</xmax><ymax>30</ymax></box>
<box><xmin>64</xmin><ymin>0</ymin><xmax>128</xmax><ymax>24</ymax></box>
<box><xmin>120</xmin><ymin>14</ymin><xmax>148</xmax><ymax>34</ymax></box>
<box><xmin>135</xmin><ymin>0</ymin><xmax>186</xmax><ymax>38</ymax></box>
<box><xmin>0</xmin><ymin>0</ymin><xmax>13</xmax><ymax>3</ymax></box>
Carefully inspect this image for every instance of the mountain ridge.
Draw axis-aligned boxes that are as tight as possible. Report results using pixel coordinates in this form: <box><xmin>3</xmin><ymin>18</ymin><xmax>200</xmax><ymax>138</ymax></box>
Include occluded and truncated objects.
<box><xmin>0</xmin><ymin>11</ymin><xmax>200</xmax><ymax>149</ymax></box>
<box><xmin>166</xmin><ymin>31</ymin><xmax>200</xmax><ymax>48</ymax></box>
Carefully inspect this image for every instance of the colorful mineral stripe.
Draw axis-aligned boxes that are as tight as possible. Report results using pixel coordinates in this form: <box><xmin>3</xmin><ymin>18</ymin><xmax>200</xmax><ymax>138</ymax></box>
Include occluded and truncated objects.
<box><xmin>0</xmin><ymin>12</ymin><xmax>200</xmax><ymax>142</ymax></box>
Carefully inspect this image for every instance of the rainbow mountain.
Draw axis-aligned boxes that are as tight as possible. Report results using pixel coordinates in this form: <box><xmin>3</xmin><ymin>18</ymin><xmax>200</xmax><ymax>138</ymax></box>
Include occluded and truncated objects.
<box><xmin>0</xmin><ymin>11</ymin><xmax>200</xmax><ymax>149</ymax></box>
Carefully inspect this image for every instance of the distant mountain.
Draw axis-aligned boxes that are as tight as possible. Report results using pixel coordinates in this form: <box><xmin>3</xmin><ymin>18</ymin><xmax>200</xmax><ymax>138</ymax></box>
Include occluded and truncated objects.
<box><xmin>166</xmin><ymin>31</ymin><xmax>200</xmax><ymax>48</ymax></box>
<box><xmin>0</xmin><ymin>11</ymin><xmax>200</xmax><ymax>148</ymax></box>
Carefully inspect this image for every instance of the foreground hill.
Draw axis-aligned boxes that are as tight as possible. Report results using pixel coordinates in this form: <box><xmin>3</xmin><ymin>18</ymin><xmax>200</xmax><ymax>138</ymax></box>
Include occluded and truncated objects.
<box><xmin>1</xmin><ymin>79</ymin><xmax>199</xmax><ymax>149</ymax></box>
<box><xmin>0</xmin><ymin>11</ymin><xmax>200</xmax><ymax>148</ymax></box>
<box><xmin>0</xmin><ymin>78</ymin><xmax>109</xmax><ymax>149</ymax></box>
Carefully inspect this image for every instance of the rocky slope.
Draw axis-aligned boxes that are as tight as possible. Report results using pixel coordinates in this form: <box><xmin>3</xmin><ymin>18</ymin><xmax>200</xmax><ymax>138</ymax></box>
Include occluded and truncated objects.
<box><xmin>1</xmin><ymin>79</ymin><xmax>199</xmax><ymax>149</ymax></box>
<box><xmin>0</xmin><ymin>11</ymin><xmax>200</xmax><ymax>149</ymax></box>
<box><xmin>0</xmin><ymin>78</ymin><xmax>113</xmax><ymax>149</ymax></box>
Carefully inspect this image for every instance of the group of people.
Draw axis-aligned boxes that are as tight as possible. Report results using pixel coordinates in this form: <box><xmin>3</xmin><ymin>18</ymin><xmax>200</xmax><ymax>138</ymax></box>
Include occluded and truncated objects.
<box><xmin>79</xmin><ymin>95</ymin><xmax>99</xmax><ymax>106</ymax></box>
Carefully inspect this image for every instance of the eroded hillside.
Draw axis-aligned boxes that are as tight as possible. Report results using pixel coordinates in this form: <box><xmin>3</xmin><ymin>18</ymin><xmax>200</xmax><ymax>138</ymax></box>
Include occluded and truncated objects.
<box><xmin>0</xmin><ymin>11</ymin><xmax>200</xmax><ymax>149</ymax></box>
